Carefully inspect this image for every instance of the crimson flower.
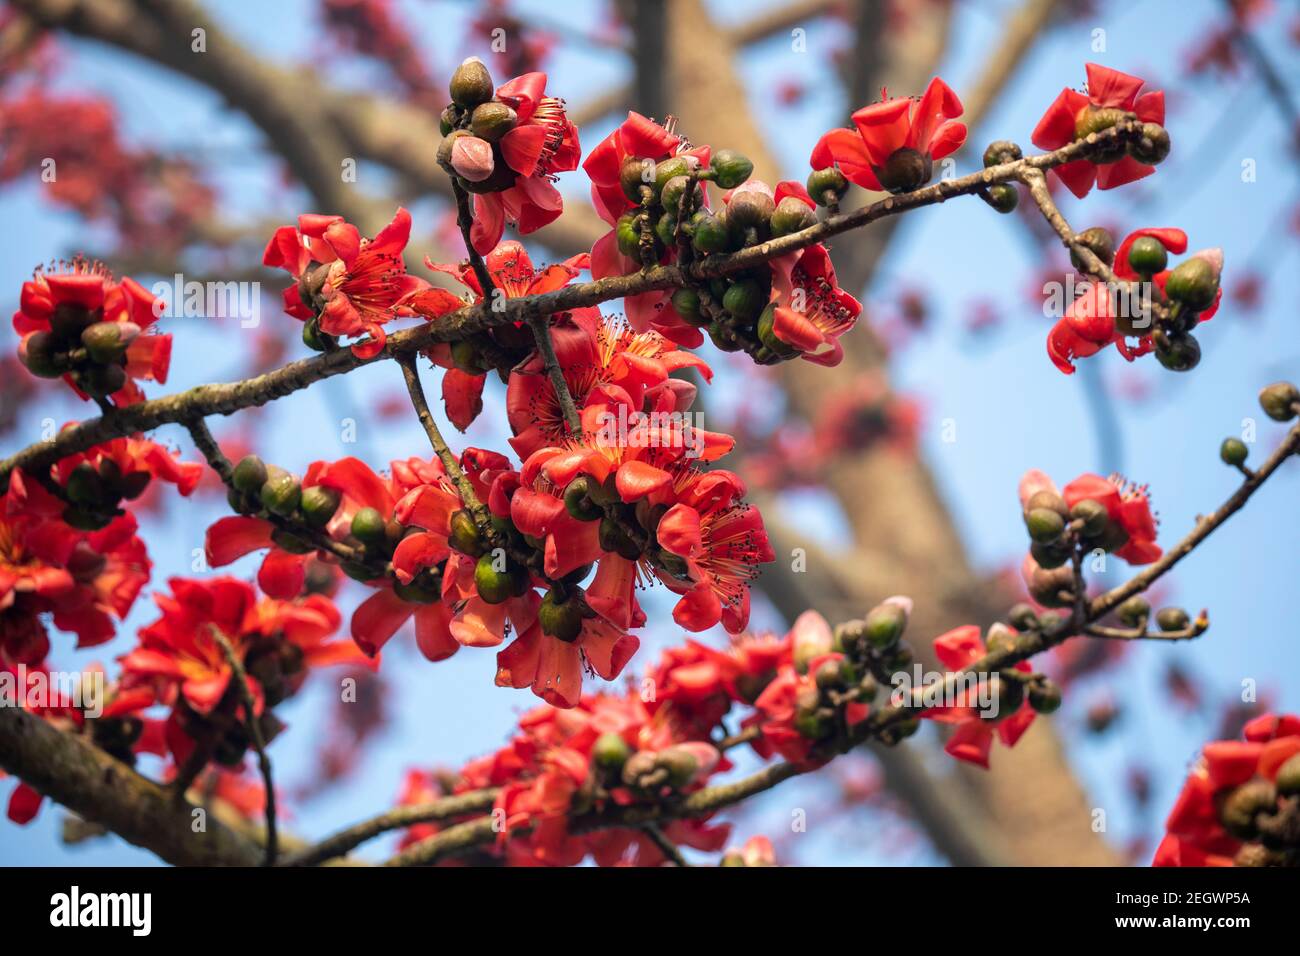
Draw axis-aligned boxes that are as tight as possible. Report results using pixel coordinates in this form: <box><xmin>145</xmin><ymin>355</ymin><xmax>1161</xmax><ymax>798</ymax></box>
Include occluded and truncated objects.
<box><xmin>1020</xmin><ymin>468</ymin><xmax>1161</xmax><ymax>566</ymax></box>
<box><xmin>420</xmin><ymin>239</ymin><xmax>591</xmax><ymax>430</ymax></box>
<box><xmin>263</xmin><ymin>207</ymin><xmax>426</xmax><ymax>359</ymax></box>
<box><xmin>1155</xmin><ymin>713</ymin><xmax>1300</xmax><ymax>867</ymax></box>
<box><xmin>765</xmin><ymin>229</ymin><xmax>863</xmax><ymax>366</ymax></box>
<box><xmin>13</xmin><ymin>259</ymin><xmax>170</xmax><ymax>406</ymax></box>
<box><xmin>810</xmin><ymin>77</ymin><xmax>966</xmax><ymax>193</ymax></box>
<box><xmin>923</xmin><ymin>625</ymin><xmax>1036</xmax><ymax>769</ymax></box>
<box><xmin>1031</xmin><ymin>63</ymin><xmax>1165</xmax><ymax>199</ymax></box>
<box><xmin>464</xmin><ymin>72</ymin><xmax>581</xmax><ymax>254</ymax></box>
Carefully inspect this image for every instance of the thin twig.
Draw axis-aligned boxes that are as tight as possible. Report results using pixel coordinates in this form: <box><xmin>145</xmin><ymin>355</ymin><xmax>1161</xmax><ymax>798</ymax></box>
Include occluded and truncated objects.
<box><xmin>450</xmin><ymin>178</ymin><xmax>497</xmax><ymax>299</ymax></box>
<box><xmin>210</xmin><ymin>626</ymin><xmax>278</xmax><ymax>866</ymax></box>
<box><xmin>641</xmin><ymin>823</ymin><xmax>691</xmax><ymax>867</ymax></box>
<box><xmin>526</xmin><ymin>315</ymin><xmax>583</xmax><ymax>435</ymax></box>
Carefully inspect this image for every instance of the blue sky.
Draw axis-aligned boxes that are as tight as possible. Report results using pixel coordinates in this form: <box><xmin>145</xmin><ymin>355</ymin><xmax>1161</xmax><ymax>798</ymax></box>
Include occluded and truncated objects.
<box><xmin>1</xmin><ymin>0</ymin><xmax>1297</xmax><ymax>865</ymax></box>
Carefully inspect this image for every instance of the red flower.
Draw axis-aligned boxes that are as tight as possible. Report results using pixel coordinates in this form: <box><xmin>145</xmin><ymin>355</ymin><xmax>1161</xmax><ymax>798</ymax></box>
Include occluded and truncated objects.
<box><xmin>923</xmin><ymin>625</ymin><xmax>1036</xmax><ymax>769</ymax></box>
<box><xmin>465</xmin><ymin>72</ymin><xmax>581</xmax><ymax>254</ymax></box>
<box><xmin>1046</xmin><ymin>227</ymin><xmax>1223</xmax><ymax>375</ymax></box>
<box><xmin>1031</xmin><ymin>63</ymin><xmax>1165</xmax><ymax>199</ymax></box>
<box><xmin>1154</xmin><ymin>713</ymin><xmax>1300</xmax><ymax>867</ymax></box>
<box><xmin>810</xmin><ymin>77</ymin><xmax>966</xmax><ymax>193</ymax></box>
<box><xmin>766</xmin><ymin>237</ymin><xmax>863</xmax><ymax>367</ymax></box>
<box><xmin>1061</xmin><ymin>472</ymin><xmax>1161</xmax><ymax>565</ymax></box>
<box><xmin>583</xmin><ymin>112</ymin><xmax>711</xmax><ymax>342</ymax></box>
<box><xmin>13</xmin><ymin>258</ymin><xmax>170</xmax><ymax>407</ymax></box>
<box><xmin>1</xmin><ymin>474</ymin><xmax>150</xmax><ymax>665</ymax></box>
<box><xmin>420</xmin><ymin>239</ymin><xmax>591</xmax><ymax>431</ymax></box>
<box><xmin>118</xmin><ymin>575</ymin><xmax>359</xmax><ymax>718</ymax></box>
<box><xmin>263</xmin><ymin>207</ymin><xmax>427</xmax><ymax>359</ymax></box>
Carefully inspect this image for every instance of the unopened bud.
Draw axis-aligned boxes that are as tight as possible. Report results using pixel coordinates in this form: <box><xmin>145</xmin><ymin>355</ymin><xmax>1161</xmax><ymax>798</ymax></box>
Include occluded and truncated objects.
<box><xmin>450</xmin><ymin>135</ymin><xmax>495</xmax><ymax>183</ymax></box>
<box><xmin>449</xmin><ymin>58</ymin><xmax>494</xmax><ymax>108</ymax></box>
<box><xmin>1258</xmin><ymin>381</ymin><xmax>1299</xmax><ymax>422</ymax></box>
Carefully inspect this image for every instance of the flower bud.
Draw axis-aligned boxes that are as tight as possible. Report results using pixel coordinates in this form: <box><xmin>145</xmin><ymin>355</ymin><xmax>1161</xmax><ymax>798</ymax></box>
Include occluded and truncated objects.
<box><xmin>300</xmin><ymin>485</ymin><xmax>342</xmax><ymax>529</ymax></box>
<box><xmin>982</xmin><ymin>140</ymin><xmax>1022</xmax><ymax>168</ymax></box>
<box><xmin>81</xmin><ymin>321</ymin><xmax>137</xmax><ymax>363</ymax></box>
<box><xmin>302</xmin><ymin>317</ymin><xmax>333</xmax><ymax>352</ymax></box>
<box><xmin>792</xmin><ymin>616</ymin><xmax>834</xmax><ymax>673</ymax></box>
<box><xmin>538</xmin><ymin>587</ymin><xmax>584</xmax><ymax>641</ymax></box>
<box><xmin>1027</xmin><ymin>564</ymin><xmax>1075</xmax><ymax>607</ymax></box>
<box><xmin>1128</xmin><ymin>123</ymin><xmax>1170</xmax><ymax>166</ymax></box>
<box><xmin>1155</xmin><ymin>607</ymin><xmax>1189</xmax><ymax>632</ymax></box>
<box><xmin>261</xmin><ymin>471</ymin><xmax>301</xmax><ymax>517</ymax></box>
<box><xmin>709</xmin><ymin>149</ymin><xmax>753</xmax><ymax>190</ymax></box>
<box><xmin>1029</xmin><ymin>537</ymin><xmax>1072</xmax><ymax>570</ymax></box>
<box><xmin>653</xmin><ymin>156</ymin><xmax>697</xmax><ymax>198</ymax></box>
<box><xmin>393</xmin><ymin>576</ymin><xmax>440</xmax><ymax>604</ymax></box>
<box><xmin>769</xmin><ymin>195</ymin><xmax>818</xmax><ymax>236</ymax></box>
<box><xmin>449</xmin><ymin>58</ymin><xmax>494</xmax><ymax>108</ymax></box>
<box><xmin>862</xmin><ymin>601</ymin><xmax>907</xmax><ymax>650</ymax></box>
<box><xmin>1028</xmin><ymin>678</ymin><xmax>1062</xmax><ymax>714</ymax></box>
<box><xmin>806</xmin><ymin>167</ymin><xmax>849</xmax><ymax>206</ymax></box>
<box><xmin>1218</xmin><ymin>779</ymin><xmax>1276</xmax><ymax>839</ymax></box>
<box><xmin>1024</xmin><ymin>506</ymin><xmax>1066</xmax><ymax>543</ymax></box>
<box><xmin>592</xmin><ymin>732</ymin><xmax>631</xmax><ymax>772</ymax></box>
<box><xmin>81</xmin><ymin>363</ymin><xmax>125</xmax><ymax>397</ymax></box>
<box><xmin>1153</xmin><ymin>329</ymin><xmax>1201</xmax><ymax>372</ymax></box>
<box><xmin>19</xmin><ymin>330</ymin><xmax>64</xmax><ymax>378</ymax></box>
<box><xmin>876</xmin><ymin>146</ymin><xmax>931</xmax><ymax>194</ymax></box>
<box><xmin>1126</xmin><ymin>235</ymin><xmax>1168</xmax><ymax>276</ymax></box>
<box><xmin>670</xmin><ymin>287</ymin><xmax>704</xmax><ymax>327</ymax></box>
<box><xmin>470</xmin><ymin>101</ymin><xmax>517</xmax><ymax>142</ymax></box>
<box><xmin>563</xmin><ymin>476</ymin><xmax>602</xmax><ymax>521</ymax></box>
<box><xmin>1258</xmin><ymin>381</ymin><xmax>1299</xmax><ymax>422</ymax></box>
<box><xmin>474</xmin><ymin>552</ymin><xmax>520</xmax><ymax>605</ymax></box>
<box><xmin>231</xmin><ymin>455</ymin><xmax>268</xmax><ymax>496</ymax></box>
<box><xmin>726</xmin><ymin>188</ymin><xmax>775</xmax><ymax>231</ymax></box>
<box><xmin>450</xmin><ymin>135</ymin><xmax>495</xmax><ymax>183</ymax></box>
<box><xmin>619</xmin><ymin>156</ymin><xmax>653</xmax><ymax>202</ymax></box>
<box><xmin>1071</xmin><ymin>226</ymin><xmax>1116</xmax><ymax>270</ymax></box>
<box><xmin>350</xmin><ymin>506</ymin><xmax>387</xmax><ymax>545</ymax></box>
<box><xmin>978</xmin><ymin>672</ymin><xmax>1025</xmax><ymax>722</ymax></box>
<box><xmin>691</xmin><ymin>212</ymin><xmax>731</xmax><ymax>254</ymax></box>
<box><xmin>984</xmin><ymin>622</ymin><xmax>1017</xmax><ymax>656</ymax></box>
<box><xmin>1116</xmin><ymin>595</ymin><xmax>1150</xmax><ymax>627</ymax></box>
<box><xmin>1164</xmin><ymin>249</ymin><xmax>1222</xmax><ymax>312</ymax></box>
<box><xmin>65</xmin><ymin>462</ymin><xmax>106</xmax><ymax>507</ymax></box>
<box><xmin>980</xmin><ymin>183</ymin><xmax>1018</xmax><ymax>214</ymax></box>
<box><xmin>1219</xmin><ymin>437</ymin><xmax>1248</xmax><ymax>467</ymax></box>
<box><xmin>1275</xmin><ymin>753</ymin><xmax>1300</xmax><ymax>796</ymax></box>
<box><xmin>1070</xmin><ymin>498</ymin><xmax>1109</xmax><ymax>537</ymax></box>
<box><xmin>756</xmin><ymin>303</ymin><xmax>799</xmax><ymax>359</ymax></box>
<box><xmin>659</xmin><ymin>175</ymin><xmax>700</xmax><ymax>217</ymax></box>
<box><xmin>721</xmin><ymin>278</ymin><xmax>765</xmax><ymax>321</ymax></box>
<box><xmin>1024</xmin><ymin>489</ymin><xmax>1068</xmax><ymax>518</ymax></box>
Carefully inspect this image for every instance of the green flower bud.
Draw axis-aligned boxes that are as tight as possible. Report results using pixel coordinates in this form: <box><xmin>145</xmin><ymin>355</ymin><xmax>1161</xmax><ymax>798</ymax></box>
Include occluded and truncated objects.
<box><xmin>726</xmin><ymin>190</ymin><xmax>775</xmax><ymax>231</ymax></box>
<box><xmin>1027</xmin><ymin>564</ymin><xmax>1075</xmax><ymax>608</ymax></box>
<box><xmin>721</xmin><ymin>278</ymin><xmax>765</xmax><ymax>321</ymax></box>
<box><xmin>653</xmin><ymin>157</ymin><xmax>695</xmax><ymax>198</ymax></box>
<box><xmin>1025</xmin><ymin>506</ymin><xmax>1066</xmax><ymax>543</ymax></box>
<box><xmin>1155</xmin><ymin>607</ymin><xmax>1189</xmax><ymax>632</ymax></box>
<box><xmin>660</xmin><ymin>175</ymin><xmax>703</xmax><ymax>216</ymax></box>
<box><xmin>806</xmin><ymin>167</ymin><xmax>849</xmax><ymax>206</ymax></box>
<box><xmin>563</xmin><ymin>476</ymin><xmax>603</xmax><ymax>521</ymax></box>
<box><xmin>769</xmin><ymin>195</ymin><xmax>818</xmax><ymax>236</ymax></box>
<box><xmin>19</xmin><ymin>330</ymin><xmax>64</xmax><ymax>378</ymax></box>
<box><xmin>876</xmin><ymin>147</ymin><xmax>931</xmax><ymax>193</ymax></box>
<box><xmin>1219</xmin><ymin>437</ymin><xmax>1248</xmax><ymax>467</ymax></box>
<box><xmin>1116</xmin><ymin>595</ymin><xmax>1150</xmax><ymax>628</ymax></box>
<box><xmin>984</xmin><ymin>622</ymin><xmax>1017</xmax><ymax>656</ymax></box>
<box><xmin>1028</xmin><ymin>678</ymin><xmax>1062</xmax><ymax>714</ymax></box>
<box><xmin>981</xmin><ymin>183</ymin><xmax>1019</xmax><ymax>214</ymax></box>
<box><xmin>350</xmin><ymin>506</ymin><xmax>387</xmax><ymax>545</ymax></box>
<box><xmin>80</xmin><ymin>321</ymin><xmax>133</xmax><ymax>363</ymax></box>
<box><xmin>474</xmin><ymin>551</ymin><xmax>519</xmax><ymax>605</ymax></box>
<box><xmin>1154</xmin><ymin>330</ymin><xmax>1201</xmax><ymax>372</ymax></box>
<box><xmin>615</xmin><ymin>212</ymin><xmax>642</xmax><ymax>258</ymax></box>
<box><xmin>231</xmin><ymin>455</ymin><xmax>268</xmax><ymax>495</ymax></box>
<box><xmin>619</xmin><ymin>156</ymin><xmax>654</xmax><ymax>203</ymax></box>
<box><xmin>260</xmin><ymin>471</ymin><xmax>301</xmax><ymax>517</ymax></box>
<box><xmin>1126</xmin><ymin>236</ymin><xmax>1167</xmax><ymax>276</ymax></box>
<box><xmin>598</xmin><ymin>515</ymin><xmax>642</xmax><ymax>560</ymax></box>
<box><xmin>302</xmin><ymin>316</ymin><xmax>333</xmax><ymax>352</ymax></box>
<box><xmin>720</xmin><ymin>850</ymin><xmax>746</xmax><ymax>867</ymax></box>
<box><xmin>1024</xmin><ymin>490</ymin><xmax>1069</xmax><ymax>518</ymax></box>
<box><xmin>593</xmin><ymin>732</ymin><xmax>632</xmax><ymax>772</ymax></box>
<box><xmin>300</xmin><ymin>485</ymin><xmax>342</xmax><ymax>528</ymax></box>
<box><xmin>65</xmin><ymin>462</ymin><xmax>106</xmax><ymax>507</ymax></box>
<box><xmin>1029</xmin><ymin>537</ymin><xmax>1072</xmax><ymax>570</ymax></box>
<box><xmin>691</xmin><ymin>212</ymin><xmax>731</xmax><ymax>254</ymax></box>
<box><xmin>470</xmin><ymin>101</ymin><xmax>517</xmax><ymax>142</ymax></box>
<box><xmin>654</xmin><ymin>211</ymin><xmax>677</xmax><ymax>247</ymax></box>
<box><xmin>670</xmin><ymin>287</ymin><xmax>705</xmax><ymax>327</ymax></box>
<box><xmin>1258</xmin><ymin>382</ymin><xmax>1300</xmax><ymax>422</ymax></box>
<box><xmin>756</xmin><ymin>303</ymin><xmax>798</xmax><ymax>358</ymax></box>
<box><xmin>393</xmin><ymin>578</ymin><xmax>440</xmax><ymax>604</ymax></box>
<box><xmin>793</xmin><ymin>708</ymin><xmax>831</xmax><ymax>740</ymax></box>
<box><xmin>1218</xmin><ymin>779</ymin><xmax>1276</xmax><ymax>840</ymax></box>
<box><xmin>81</xmin><ymin>363</ymin><xmax>126</xmax><ymax>397</ymax></box>
<box><xmin>979</xmin><ymin>672</ymin><xmax>1025</xmax><ymax>722</ymax></box>
<box><xmin>539</xmin><ymin>587</ymin><xmax>584</xmax><ymax>642</ymax></box>
<box><xmin>709</xmin><ymin>149</ymin><xmax>753</xmax><ymax>189</ymax></box>
<box><xmin>1274</xmin><ymin>752</ymin><xmax>1300</xmax><ymax>796</ymax></box>
<box><xmin>1070</xmin><ymin>497</ymin><xmax>1110</xmax><ymax>537</ymax></box>
<box><xmin>449</xmin><ymin>58</ymin><xmax>494</xmax><ymax>108</ymax></box>
<box><xmin>863</xmin><ymin>602</ymin><xmax>907</xmax><ymax>650</ymax></box>
<box><xmin>981</xmin><ymin>140</ymin><xmax>1022</xmax><ymax>168</ymax></box>
<box><xmin>1071</xmin><ymin>226</ymin><xmax>1116</xmax><ymax>270</ymax></box>
<box><xmin>447</xmin><ymin>510</ymin><xmax>483</xmax><ymax>555</ymax></box>
<box><xmin>1164</xmin><ymin>256</ymin><xmax>1220</xmax><ymax>311</ymax></box>
<box><xmin>1128</xmin><ymin>123</ymin><xmax>1170</xmax><ymax>166</ymax></box>
<box><xmin>814</xmin><ymin>657</ymin><xmax>849</xmax><ymax>691</ymax></box>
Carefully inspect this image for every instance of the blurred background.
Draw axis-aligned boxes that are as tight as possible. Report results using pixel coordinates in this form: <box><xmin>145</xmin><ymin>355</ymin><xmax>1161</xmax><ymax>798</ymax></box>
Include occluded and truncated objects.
<box><xmin>1</xmin><ymin>0</ymin><xmax>1297</xmax><ymax>866</ymax></box>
